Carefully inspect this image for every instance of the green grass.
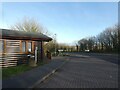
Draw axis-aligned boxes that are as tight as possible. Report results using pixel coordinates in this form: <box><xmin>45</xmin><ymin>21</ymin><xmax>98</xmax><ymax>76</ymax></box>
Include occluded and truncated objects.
<box><xmin>2</xmin><ymin>62</ymin><xmax>46</xmax><ymax>79</ymax></box>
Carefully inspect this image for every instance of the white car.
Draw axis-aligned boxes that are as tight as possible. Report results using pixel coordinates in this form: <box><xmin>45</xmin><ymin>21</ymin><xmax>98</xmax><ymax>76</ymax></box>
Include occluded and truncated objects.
<box><xmin>85</xmin><ymin>49</ymin><xmax>90</xmax><ymax>52</ymax></box>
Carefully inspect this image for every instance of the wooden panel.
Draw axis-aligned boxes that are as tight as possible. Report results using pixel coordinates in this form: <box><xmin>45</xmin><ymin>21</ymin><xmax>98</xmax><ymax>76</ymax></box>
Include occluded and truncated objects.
<box><xmin>26</xmin><ymin>41</ymin><xmax>28</xmax><ymax>53</ymax></box>
<box><xmin>0</xmin><ymin>53</ymin><xmax>29</xmax><ymax>68</ymax></box>
<box><xmin>0</xmin><ymin>40</ymin><xmax>27</xmax><ymax>68</ymax></box>
<box><xmin>0</xmin><ymin>39</ymin><xmax>37</xmax><ymax>68</ymax></box>
<box><xmin>6</xmin><ymin>40</ymin><xmax>20</xmax><ymax>53</ymax></box>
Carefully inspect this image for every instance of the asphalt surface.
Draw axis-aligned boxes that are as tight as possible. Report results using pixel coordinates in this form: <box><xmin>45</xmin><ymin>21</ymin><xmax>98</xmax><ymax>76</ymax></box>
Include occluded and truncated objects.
<box><xmin>68</xmin><ymin>52</ymin><xmax>119</xmax><ymax>65</ymax></box>
<box><xmin>34</xmin><ymin>53</ymin><xmax>118</xmax><ymax>88</ymax></box>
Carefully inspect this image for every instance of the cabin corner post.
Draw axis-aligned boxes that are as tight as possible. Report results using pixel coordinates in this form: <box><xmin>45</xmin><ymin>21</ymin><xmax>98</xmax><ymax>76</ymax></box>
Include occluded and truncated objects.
<box><xmin>41</xmin><ymin>41</ymin><xmax>43</xmax><ymax>60</ymax></box>
<box><xmin>4</xmin><ymin>39</ymin><xmax>6</xmax><ymax>53</ymax></box>
<box><xmin>26</xmin><ymin>41</ymin><xmax>28</xmax><ymax>54</ymax></box>
<box><xmin>36</xmin><ymin>41</ymin><xmax>42</xmax><ymax>63</ymax></box>
<box><xmin>32</xmin><ymin>41</ymin><xmax>34</xmax><ymax>53</ymax></box>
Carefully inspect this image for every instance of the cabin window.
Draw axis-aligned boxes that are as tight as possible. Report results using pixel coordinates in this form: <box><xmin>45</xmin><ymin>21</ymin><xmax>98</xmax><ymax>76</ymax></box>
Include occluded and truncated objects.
<box><xmin>28</xmin><ymin>42</ymin><xmax>32</xmax><ymax>52</ymax></box>
<box><xmin>22</xmin><ymin>41</ymin><xmax>26</xmax><ymax>52</ymax></box>
<box><xmin>0</xmin><ymin>40</ymin><xmax>4</xmax><ymax>52</ymax></box>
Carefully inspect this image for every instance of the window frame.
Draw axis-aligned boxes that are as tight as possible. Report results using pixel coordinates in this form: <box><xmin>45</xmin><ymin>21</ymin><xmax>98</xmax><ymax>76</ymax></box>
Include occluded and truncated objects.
<box><xmin>28</xmin><ymin>41</ymin><xmax>32</xmax><ymax>52</ymax></box>
<box><xmin>0</xmin><ymin>40</ymin><xmax>4</xmax><ymax>53</ymax></box>
<box><xmin>22</xmin><ymin>41</ymin><xmax>26</xmax><ymax>53</ymax></box>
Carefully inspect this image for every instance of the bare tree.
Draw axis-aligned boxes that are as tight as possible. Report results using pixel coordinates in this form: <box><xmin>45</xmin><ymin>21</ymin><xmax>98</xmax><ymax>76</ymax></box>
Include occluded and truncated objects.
<box><xmin>87</xmin><ymin>37</ymin><xmax>95</xmax><ymax>51</ymax></box>
<box><xmin>78</xmin><ymin>38</ymin><xmax>88</xmax><ymax>51</ymax></box>
<box><xmin>11</xmin><ymin>17</ymin><xmax>45</xmax><ymax>33</ymax></box>
<box><xmin>78</xmin><ymin>24</ymin><xmax>118</xmax><ymax>53</ymax></box>
<box><xmin>11</xmin><ymin>17</ymin><xmax>57</xmax><ymax>57</ymax></box>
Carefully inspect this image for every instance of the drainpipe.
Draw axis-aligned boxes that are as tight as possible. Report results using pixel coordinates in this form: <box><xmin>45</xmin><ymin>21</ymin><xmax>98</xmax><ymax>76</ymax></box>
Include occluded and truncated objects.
<box><xmin>35</xmin><ymin>47</ymin><xmax>38</xmax><ymax>64</ymax></box>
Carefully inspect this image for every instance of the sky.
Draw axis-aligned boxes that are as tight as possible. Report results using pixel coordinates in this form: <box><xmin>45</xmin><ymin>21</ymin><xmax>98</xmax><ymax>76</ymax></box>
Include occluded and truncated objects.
<box><xmin>0</xmin><ymin>2</ymin><xmax>118</xmax><ymax>45</ymax></box>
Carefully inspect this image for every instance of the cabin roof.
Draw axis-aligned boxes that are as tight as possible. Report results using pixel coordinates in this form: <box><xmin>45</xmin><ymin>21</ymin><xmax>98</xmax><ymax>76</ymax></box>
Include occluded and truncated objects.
<box><xmin>0</xmin><ymin>29</ymin><xmax>52</xmax><ymax>41</ymax></box>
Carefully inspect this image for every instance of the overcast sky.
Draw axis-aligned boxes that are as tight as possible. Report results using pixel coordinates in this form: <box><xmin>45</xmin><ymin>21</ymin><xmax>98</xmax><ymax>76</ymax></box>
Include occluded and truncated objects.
<box><xmin>0</xmin><ymin>2</ymin><xmax>118</xmax><ymax>44</ymax></box>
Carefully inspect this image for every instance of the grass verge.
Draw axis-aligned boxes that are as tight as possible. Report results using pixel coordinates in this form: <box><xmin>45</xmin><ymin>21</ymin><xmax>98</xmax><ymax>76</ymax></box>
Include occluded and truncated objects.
<box><xmin>2</xmin><ymin>62</ymin><xmax>45</xmax><ymax>79</ymax></box>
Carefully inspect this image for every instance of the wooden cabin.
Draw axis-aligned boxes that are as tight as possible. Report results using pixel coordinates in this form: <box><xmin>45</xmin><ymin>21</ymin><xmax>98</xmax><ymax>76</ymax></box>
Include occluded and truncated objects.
<box><xmin>0</xmin><ymin>29</ymin><xmax>52</xmax><ymax>67</ymax></box>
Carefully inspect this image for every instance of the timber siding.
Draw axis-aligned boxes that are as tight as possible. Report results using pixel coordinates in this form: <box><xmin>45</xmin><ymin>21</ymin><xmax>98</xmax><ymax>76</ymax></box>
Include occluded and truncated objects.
<box><xmin>0</xmin><ymin>39</ymin><xmax>36</xmax><ymax>67</ymax></box>
<box><xmin>0</xmin><ymin>39</ymin><xmax>20</xmax><ymax>67</ymax></box>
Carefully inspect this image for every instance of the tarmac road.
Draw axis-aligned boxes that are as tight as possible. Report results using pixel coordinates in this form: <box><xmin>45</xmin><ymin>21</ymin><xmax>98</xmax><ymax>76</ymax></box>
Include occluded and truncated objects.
<box><xmin>34</xmin><ymin>53</ymin><xmax>118</xmax><ymax>88</ymax></box>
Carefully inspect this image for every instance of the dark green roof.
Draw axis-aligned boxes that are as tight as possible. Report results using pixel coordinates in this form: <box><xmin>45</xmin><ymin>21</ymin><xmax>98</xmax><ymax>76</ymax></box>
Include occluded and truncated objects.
<box><xmin>0</xmin><ymin>29</ymin><xmax>52</xmax><ymax>41</ymax></box>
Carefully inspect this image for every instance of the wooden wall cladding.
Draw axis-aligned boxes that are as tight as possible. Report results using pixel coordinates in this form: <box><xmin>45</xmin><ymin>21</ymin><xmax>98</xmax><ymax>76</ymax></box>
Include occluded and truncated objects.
<box><xmin>0</xmin><ymin>40</ymin><xmax>29</xmax><ymax>68</ymax></box>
